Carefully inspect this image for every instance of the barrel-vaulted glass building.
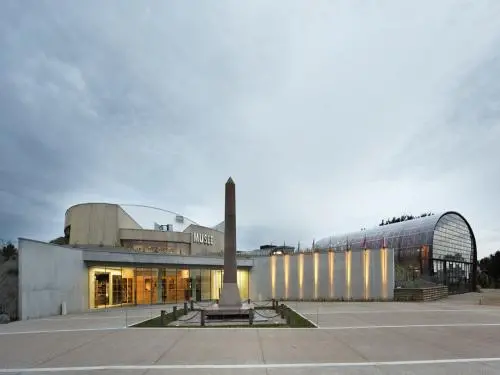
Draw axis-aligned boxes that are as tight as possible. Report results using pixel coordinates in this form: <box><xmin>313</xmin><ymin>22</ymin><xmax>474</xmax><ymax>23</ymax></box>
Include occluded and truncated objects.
<box><xmin>315</xmin><ymin>211</ymin><xmax>477</xmax><ymax>293</ymax></box>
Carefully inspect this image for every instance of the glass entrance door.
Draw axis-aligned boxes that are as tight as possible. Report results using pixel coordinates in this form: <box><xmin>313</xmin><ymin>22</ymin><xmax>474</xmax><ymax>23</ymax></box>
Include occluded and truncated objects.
<box><xmin>94</xmin><ymin>273</ymin><xmax>109</xmax><ymax>307</ymax></box>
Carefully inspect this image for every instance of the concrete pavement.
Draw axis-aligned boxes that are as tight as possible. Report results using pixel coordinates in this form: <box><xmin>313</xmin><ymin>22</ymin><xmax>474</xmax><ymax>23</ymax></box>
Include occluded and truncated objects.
<box><xmin>1</xmin><ymin>293</ymin><xmax>500</xmax><ymax>374</ymax></box>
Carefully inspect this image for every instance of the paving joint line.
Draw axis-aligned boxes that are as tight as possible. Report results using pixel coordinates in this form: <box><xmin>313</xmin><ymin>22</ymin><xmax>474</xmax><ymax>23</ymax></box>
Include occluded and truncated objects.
<box><xmin>322</xmin><ymin>328</ymin><xmax>371</xmax><ymax>362</ymax></box>
<box><xmin>255</xmin><ymin>329</ymin><xmax>269</xmax><ymax>375</ymax></box>
<box><xmin>34</xmin><ymin>329</ymin><xmax>116</xmax><ymax>368</ymax></box>
<box><xmin>150</xmin><ymin>330</ymin><xmax>188</xmax><ymax>365</ymax></box>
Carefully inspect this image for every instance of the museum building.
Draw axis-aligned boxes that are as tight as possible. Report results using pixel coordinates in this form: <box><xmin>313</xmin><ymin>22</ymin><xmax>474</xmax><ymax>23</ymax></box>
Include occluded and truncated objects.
<box><xmin>62</xmin><ymin>203</ymin><xmax>251</xmax><ymax>309</ymax></box>
<box><xmin>15</xmin><ymin>203</ymin><xmax>476</xmax><ymax>320</ymax></box>
<box><xmin>16</xmin><ymin>202</ymin><xmax>397</xmax><ymax>320</ymax></box>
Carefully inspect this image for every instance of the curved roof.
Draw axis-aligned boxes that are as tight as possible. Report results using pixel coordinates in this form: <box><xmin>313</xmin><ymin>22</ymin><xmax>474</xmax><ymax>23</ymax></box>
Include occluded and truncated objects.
<box><xmin>315</xmin><ymin>211</ymin><xmax>476</xmax><ymax>252</ymax></box>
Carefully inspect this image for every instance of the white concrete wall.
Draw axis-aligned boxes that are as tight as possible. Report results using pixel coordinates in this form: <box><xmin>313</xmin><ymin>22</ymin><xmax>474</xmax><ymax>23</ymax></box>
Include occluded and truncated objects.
<box><xmin>250</xmin><ymin>249</ymin><xmax>395</xmax><ymax>301</ymax></box>
<box><xmin>18</xmin><ymin>239</ymin><xmax>88</xmax><ymax>320</ymax></box>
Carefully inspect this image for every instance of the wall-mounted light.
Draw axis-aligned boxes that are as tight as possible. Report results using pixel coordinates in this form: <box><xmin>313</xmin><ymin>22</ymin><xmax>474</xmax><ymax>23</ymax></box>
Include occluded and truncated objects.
<box><xmin>298</xmin><ymin>253</ymin><xmax>304</xmax><ymax>299</ymax></box>
<box><xmin>345</xmin><ymin>250</ymin><xmax>351</xmax><ymax>299</ymax></box>
<box><xmin>380</xmin><ymin>247</ymin><xmax>388</xmax><ymax>299</ymax></box>
<box><xmin>313</xmin><ymin>252</ymin><xmax>319</xmax><ymax>299</ymax></box>
<box><xmin>284</xmin><ymin>254</ymin><xmax>289</xmax><ymax>299</ymax></box>
<box><xmin>271</xmin><ymin>255</ymin><xmax>276</xmax><ymax>299</ymax></box>
<box><xmin>328</xmin><ymin>250</ymin><xmax>334</xmax><ymax>298</ymax></box>
<box><xmin>364</xmin><ymin>248</ymin><xmax>370</xmax><ymax>300</ymax></box>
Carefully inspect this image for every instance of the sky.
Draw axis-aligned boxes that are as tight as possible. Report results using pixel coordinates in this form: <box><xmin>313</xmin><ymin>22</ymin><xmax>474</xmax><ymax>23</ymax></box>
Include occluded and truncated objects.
<box><xmin>1</xmin><ymin>0</ymin><xmax>500</xmax><ymax>258</ymax></box>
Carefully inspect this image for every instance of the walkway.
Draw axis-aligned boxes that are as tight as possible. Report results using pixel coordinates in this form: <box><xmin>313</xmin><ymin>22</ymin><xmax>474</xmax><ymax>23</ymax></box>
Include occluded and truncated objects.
<box><xmin>1</xmin><ymin>293</ymin><xmax>500</xmax><ymax>374</ymax></box>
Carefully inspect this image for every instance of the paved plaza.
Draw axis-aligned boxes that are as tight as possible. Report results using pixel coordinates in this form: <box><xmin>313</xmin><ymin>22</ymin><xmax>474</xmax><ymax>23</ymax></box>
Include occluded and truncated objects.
<box><xmin>1</xmin><ymin>293</ymin><xmax>500</xmax><ymax>374</ymax></box>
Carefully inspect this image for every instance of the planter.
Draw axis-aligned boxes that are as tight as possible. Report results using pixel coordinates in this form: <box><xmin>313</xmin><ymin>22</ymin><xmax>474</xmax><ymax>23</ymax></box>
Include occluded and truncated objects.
<box><xmin>394</xmin><ymin>285</ymin><xmax>448</xmax><ymax>301</ymax></box>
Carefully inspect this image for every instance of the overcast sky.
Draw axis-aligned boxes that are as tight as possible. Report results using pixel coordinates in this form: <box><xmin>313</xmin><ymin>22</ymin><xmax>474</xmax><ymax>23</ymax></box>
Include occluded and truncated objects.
<box><xmin>1</xmin><ymin>1</ymin><xmax>500</xmax><ymax>257</ymax></box>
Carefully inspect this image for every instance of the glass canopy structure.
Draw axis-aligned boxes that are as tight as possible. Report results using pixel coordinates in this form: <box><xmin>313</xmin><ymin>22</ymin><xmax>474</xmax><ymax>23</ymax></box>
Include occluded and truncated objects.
<box><xmin>315</xmin><ymin>211</ymin><xmax>477</xmax><ymax>293</ymax></box>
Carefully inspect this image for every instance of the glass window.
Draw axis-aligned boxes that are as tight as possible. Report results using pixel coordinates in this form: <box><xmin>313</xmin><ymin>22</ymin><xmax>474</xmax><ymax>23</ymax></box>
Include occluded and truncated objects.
<box><xmin>162</xmin><ymin>268</ymin><xmax>177</xmax><ymax>303</ymax></box>
<box><xmin>121</xmin><ymin>267</ymin><xmax>135</xmax><ymax>305</ymax></box>
<box><xmin>237</xmin><ymin>269</ymin><xmax>249</xmax><ymax>300</ymax></box>
<box><xmin>201</xmin><ymin>269</ymin><xmax>211</xmax><ymax>301</ymax></box>
<box><xmin>89</xmin><ymin>266</ymin><xmax>134</xmax><ymax>309</ymax></box>
<box><xmin>211</xmin><ymin>270</ymin><xmax>223</xmax><ymax>300</ymax></box>
<box><xmin>177</xmin><ymin>268</ymin><xmax>190</xmax><ymax>302</ymax></box>
<box><xmin>433</xmin><ymin>214</ymin><xmax>473</xmax><ymax>263</ymax></box>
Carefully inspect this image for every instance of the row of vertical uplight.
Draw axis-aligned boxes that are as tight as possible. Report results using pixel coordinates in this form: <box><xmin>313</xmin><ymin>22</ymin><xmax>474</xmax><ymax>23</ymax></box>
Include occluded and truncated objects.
<box><xmin>270</xmin><ymin>248</ymin><xmax>390</xmax><ymax>300</ymax></box>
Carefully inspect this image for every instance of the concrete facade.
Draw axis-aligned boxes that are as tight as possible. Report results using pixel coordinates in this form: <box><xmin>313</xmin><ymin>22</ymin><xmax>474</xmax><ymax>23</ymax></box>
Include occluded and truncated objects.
<box><xmin>16</xmin><ymin>239</ymin><xmax>252</xmax><ymax>320</ymax></box>
<box><xmin>182</xmin><ymin>224</ymin><xmax>225</xmax><ymax>256</ymax></box>
<box><xmin>250</xmin><ymin>249</ymin><xmax>395</xmax><ymax>301</ymax></box>
<box><xmin>65</xmin><ymin>203</ymin><xmax>142</xmax><ymax>246</ymax></box>
<box><xmin>18</xmin><ymin>239</ymin><xmax>88</xmax><ymax>320</ymax></box>
<box><xmin>64</xmin><ymin>203</ymin><xmax>224</xmax><ymax>256</ymax></box>
<box><xmin>16</xmin><ymin>238</ymin><xmax>395</xmax><ymax>320</ymax></box>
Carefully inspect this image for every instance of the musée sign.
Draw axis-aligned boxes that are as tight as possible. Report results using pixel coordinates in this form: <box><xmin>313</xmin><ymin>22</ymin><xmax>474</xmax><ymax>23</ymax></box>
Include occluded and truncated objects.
<box><xmin>192</xmin><ymin>232</ymin><xmax>214</xmax><ymax>246</ymax></box>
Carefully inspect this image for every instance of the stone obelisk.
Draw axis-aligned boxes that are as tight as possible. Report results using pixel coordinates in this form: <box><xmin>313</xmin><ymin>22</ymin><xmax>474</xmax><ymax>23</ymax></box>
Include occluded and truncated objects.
<box><xmin>218</xmin><ymin>177</ymin><xmax>242</xmax><ymax>308</ymax></box>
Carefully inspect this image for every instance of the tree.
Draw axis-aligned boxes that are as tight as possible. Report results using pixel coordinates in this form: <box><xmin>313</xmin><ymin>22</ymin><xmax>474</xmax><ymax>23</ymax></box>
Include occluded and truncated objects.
<box><xmin>1</xmin><ymin>243</ymin><xmax>17</xmax><ymax>261</ymax></box>
<box><xmin>379</xmin><ymin>212</ymin><xmax>435</xmax><ymax>226</ymax></box>
<box><xmin>479</xmin><ymin>251</ymin><xmax>500</xmax><ymax>288</ymax></box>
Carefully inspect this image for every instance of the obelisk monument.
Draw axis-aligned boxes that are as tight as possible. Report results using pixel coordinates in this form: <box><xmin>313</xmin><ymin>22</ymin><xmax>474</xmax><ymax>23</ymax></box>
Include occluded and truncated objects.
<box><xmin>218</xmin><ymin>177</ymin><xmax>242</xmax><ymax>308</ymax></box>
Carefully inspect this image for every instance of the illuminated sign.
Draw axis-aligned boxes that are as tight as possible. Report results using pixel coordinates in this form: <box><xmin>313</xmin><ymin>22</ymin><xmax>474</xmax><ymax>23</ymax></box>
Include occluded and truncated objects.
<box><xmin>192</xmin><ymin>232</ymin><xmax>214</xmax><ymax>246</ymax></box>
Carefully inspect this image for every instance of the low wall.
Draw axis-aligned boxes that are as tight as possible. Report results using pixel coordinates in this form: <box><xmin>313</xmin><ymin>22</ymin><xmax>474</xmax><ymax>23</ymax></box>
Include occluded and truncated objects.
<box><xmin>394</xmin><ymin>285</ymin><xmax>448</xmax><ymax>301</ymax></box>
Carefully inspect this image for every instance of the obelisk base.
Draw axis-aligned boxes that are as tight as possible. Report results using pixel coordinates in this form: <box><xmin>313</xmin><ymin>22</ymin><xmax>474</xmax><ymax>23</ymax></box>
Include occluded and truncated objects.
<box><xmin>218</xmin><ymin>283</ymin><xmax>242</xmax><ymax>308</ymax></box>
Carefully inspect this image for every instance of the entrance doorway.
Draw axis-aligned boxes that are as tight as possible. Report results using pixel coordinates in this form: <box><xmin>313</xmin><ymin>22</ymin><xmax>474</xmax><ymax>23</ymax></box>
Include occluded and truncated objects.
<box><xmin>94</xmin><ymin>273</ymin><xmax>109</xmax><ymax>307</ymax></box>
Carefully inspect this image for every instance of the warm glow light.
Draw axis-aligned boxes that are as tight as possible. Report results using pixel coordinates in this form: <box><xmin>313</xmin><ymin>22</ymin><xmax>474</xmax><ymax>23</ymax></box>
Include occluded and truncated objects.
<box><xmin>328</xmin><ymin>251</ymin><xmax>334</xmax><ymax>298</ymax></box>
<box><xmin>298</xmin><ymin>253</ymin><xmax>304</xmax><ymax>299</ymax></box>
<box><xmin>380</xmin><ymin>248</ymin><xmax>388</xmax><ymax>299</ymax></box>
<box><xmin>211</xmin><ymin>270</ymin><xmax>221</xmax><ymax>300</ymax></box>
<box><xmin>271</xmin><ymin>255</ymin><xmax>276</xmax><ymax>299</ymax></box>
<box><xmin>313</xmin><ymin>252</ymin><xmax>319</xmax><ymax>299</ymax></box>
<box><xmin>364</xmin><ymin>249</ymin><xmax>370</xmax><ymax>300</ymax></box>
<box><xmin>345</xmin><ymin>250</ymin><xmax>351</xmax><ymax>299</ymax></box>
<box><xmin>284</xmin><ymin>255</ymin><xmax>289</xmax><ymax>299</ymax></box>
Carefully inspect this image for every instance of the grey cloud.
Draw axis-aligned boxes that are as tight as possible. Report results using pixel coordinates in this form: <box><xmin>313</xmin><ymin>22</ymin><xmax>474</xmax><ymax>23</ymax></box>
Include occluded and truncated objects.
<box><xmin>1</xmin><ymin>1</ymin><xmax>500</xmax><ymax>258</ymax></box>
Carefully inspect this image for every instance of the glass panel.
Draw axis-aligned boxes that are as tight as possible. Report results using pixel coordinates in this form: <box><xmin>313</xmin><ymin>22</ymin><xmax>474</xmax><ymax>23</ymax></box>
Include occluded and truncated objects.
<box><xmin>121</xmin><ymin>267</ymin><xmax>135</xmax><ymax>305</ymax></box>
<box><xmin>201</xmin><ymin>269</ymin><xmax>211</xmax><ymax>301</ymax></box>
<box><xmin>237</xmin><ymin>269</ymin><xmax>249</xmax><ymax>300</ymax></box>
<box><xmin>190</xmin><ymin>269</ymin><xmax>201</xmax><ymax>302</ymax></box>
<box><xmin>151</xmin><ymin>268</ymin><xmax>160</xmax><ymax>304</ymax></box>
<box><xmin>89</xmin><ymin>266</ymin><xmax>124</xmax><ymax>308</ymax></box>
<box><xmin>177</xmin><ymin>268</ymin><xmax>190</xmax><ymax>302</ymax></box>
<box><xmin>316</xmin><ymin>213</ymin><xmax>440</xmax><ymax>251</ymax></box>
<box><xmin>136</xmin><ymin>268</ymin><xmax>153</xmax><ymax>305</ymax></box>
<box><xmin>163</xmin><ymin>268</ymin><xmax>177</xmax><ymax>303</ymax></box>
<box><xmin>433</xmin><ymin>214</ymin><xmax>473</xmax><ymax>263</ymax></box>
<box><xmin>211</xmin><ymin>270</ymin><xmax>222</xmax><ymax>300</ymax></box>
